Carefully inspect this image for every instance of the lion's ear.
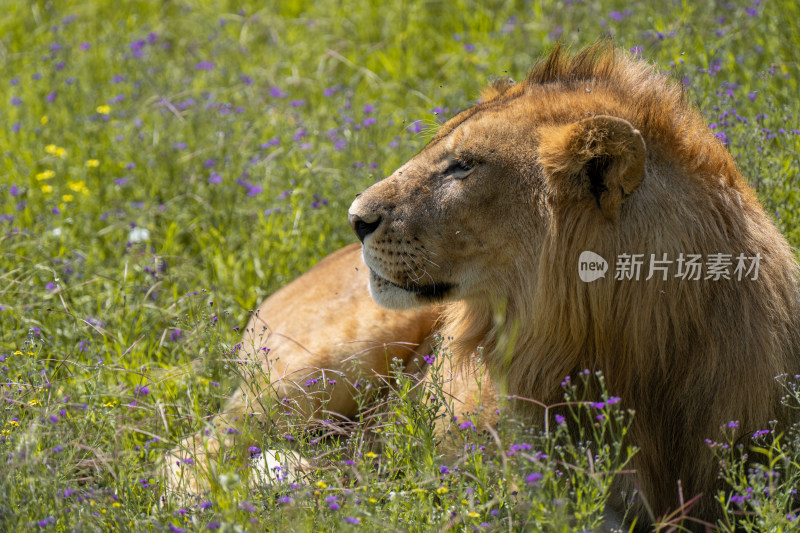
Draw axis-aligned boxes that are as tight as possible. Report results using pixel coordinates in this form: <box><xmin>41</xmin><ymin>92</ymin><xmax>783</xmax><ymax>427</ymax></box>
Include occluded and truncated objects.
<box><xmin>481</xmin><ymin>77</ymin><xmax>515</xmax><ymax>101</ymax></box>
<box><xmin>538</xmin><ymin>115</ymin><xmax>646</xmax><ymax>221</ymax></box>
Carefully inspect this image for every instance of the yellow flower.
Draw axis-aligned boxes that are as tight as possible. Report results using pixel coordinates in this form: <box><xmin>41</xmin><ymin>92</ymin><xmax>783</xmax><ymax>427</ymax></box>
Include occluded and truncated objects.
<box><xmin>40</xmin><ymin>115</ymin><xmax>48</xmax><ymax>125</ymax></box>
<box><xmin>316</xmin><ymin>481</ymin><xmax>327</xmax><ymax>489</ymax></box>
<box><xmin>45</xmin><ymin>144</ymin><xmax>58</xmax><ymax>154</ymax></box>
<box><xmin>55</xmin><ymin>147</ymin><xmax>66</xmax><ymax>157</ymax></box>
<box><xmin>28</xmin><ymin>399</ymin><xmax>40</xmax><ymax>406</ymax></box>
<box><xmin>436</xmin><ymin>486</ymin><xmax>448</xmax><ymax>494</ymax></box>
<box><xmin>62</xmin><ymin>194</ymin><xmax>74</xmax><ymax>202</ymax></box>
<box><xmin>368</xmin><ymin>498</ymin><xmax>377</xmax><ymax>503</ymax></box>
<box><xmin>86</xmin><ymin>159</ymin><xmax>100</xmax><ymax>168</ymax></box>
<box><xmin>467</xmin><ymin>512</ymin><xmax>479</xmax><ymax>518</ymax></box>
<box><xmin>112</xmin><ymin>502</ymin><xmax>121</xmax><ymax>508</ymax></box>
<box><xmin>7</xmin><ymin>420</ymin><xmax>19</xmax><ymax>427</ymax></box>
<box><xmin>365</xmin><ymin>451</ymin><xmax>378</xmax><ymax>459</ymax></box>
<box><xmin>67</xmin><ymin>180</ymin><xmax>89</xmax><ymax>195</ymax></box>
<box><xmin>96</xmin><ymin>105</ymin><xmax>111</xmax><ymax>115</ymax></box>
<box><xmin>41</xmin><ymin>185</ymin><xmax>53</xmax><ymax>194</ymax></box>
<box><xmin>36</xmin><ymin>170</ymin><xmax>55</xmax><ymax>181</ymax></box>
<box><xmin>13</xmin><ymin>350</ymin><xmax>22</xmax><ymax>355</ymax></box>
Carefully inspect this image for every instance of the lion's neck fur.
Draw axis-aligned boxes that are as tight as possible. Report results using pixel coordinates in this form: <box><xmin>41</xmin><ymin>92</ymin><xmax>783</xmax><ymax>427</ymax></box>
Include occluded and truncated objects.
<box><xmin>441</xmin><ymin>167</ymin><xmax>800</xmax><ymax>431</ymax></box>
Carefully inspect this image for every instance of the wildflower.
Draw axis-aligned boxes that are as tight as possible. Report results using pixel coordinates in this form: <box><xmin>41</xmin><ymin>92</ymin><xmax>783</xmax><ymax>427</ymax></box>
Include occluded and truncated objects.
<box><xmin>40</xmin><ymin>116</ymin><xmax>49</xmax><ymax>125</ymax></box>
<box><xmin>170</xmin><ymin>329</ymin><xmax>183</xmax><ymax>342</ymax></box>
<box><xmin>437</xmin><ymin>486</ymin><xmax>449</xmax><ymax>494</ymax></box>
<box><xmin>459</xmin><ymin>420</ymin><xmax>474</xmax><ymax>430</ymax></box>
<box><xmin>36</xmin><ymin>170</ymin><xmax>56</xmax><ymax>181</ymax></box>
<box><xmin>525</xmin><ymin>472</ymin><xmax>543</xmax><ymax>486</ymax></box>
<box><xmin>62</xmin><ymin>194</ymin><xmax>73</xmax><ymax>202</ymax></box>
<box><xmin>554</xmin><ymin>414</ymin><xmax>566</xmax><ymax>424</ymax></box>
<box><xmin>86</xmin><ymin>159</ymin><xmax>100</xmax><ymax>168</ymax></box>
<box><xmin>439</xmin><ymin>465</ymin><xmax>450</xmax><ymax>475</ymax></box>
<box><xmin>269</xmin><ymin>87</ymin><xmax>286</xmax><ymax>98</ymax></box>
<box><xmin>10</xmin><ymin>97</ymin><xmax>21</xmax><ymax>106</ymax></box>
<box><xmin>365</xmin><ymin>452</ymin><xmax>377</xmax><ymax>459</ymax></box>
<box><xmin>468</xmin><ymin>512</ymin><xmax>480</xmax><ymax>518</ymax></box>
<box><xmin>727</xmin><ymin>420</ymin><xmax>740</xmax><ymax>429</ymax></box>
<box><xmin>46</xmin><ymin>91</ymin><xmax>57</xmax><ymax>103</ymax></box>
<box><xmin>239</xmin><ymin>501</ymin><xmax>256</xmax><ymax>512</ymax></box>
<box><xmin>195</xmin><ymin>60</ymin><xmax>215</xmax><ymax>71</ymax></box>
<box><xmin>67</xmin><ymin>181</ymin><xmax>88</xmax><ymax>194</ymax></box>
<box><xmin>345</xmin><ymin>517</ymin><xmax>360</xmax><ymax>524</ymax></box>
<box><xmin>316</xmin><ymin>481</ymin><xmax>328</xmax><ymax>489</ymax></box>
<box><xmin>277</xmin><ymin>496</ymin><xmax>292</xmax><ymax>504</ymax></box>
<box><xmin>96</xmin><ymin>105</ymin><xmax>111</xmax><ymax>115</ymax></box>
<box><xmin>134</xmin><ymin>385</ymin><xmax>150</xmax><ymax>396</ymax></box>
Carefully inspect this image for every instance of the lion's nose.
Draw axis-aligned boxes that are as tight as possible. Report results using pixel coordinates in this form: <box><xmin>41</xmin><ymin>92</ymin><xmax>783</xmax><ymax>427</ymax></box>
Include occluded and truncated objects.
<box><xmin>349</xmin><ymin>212</ymin><xmax>382</xmax><ymax>242</ymax></box>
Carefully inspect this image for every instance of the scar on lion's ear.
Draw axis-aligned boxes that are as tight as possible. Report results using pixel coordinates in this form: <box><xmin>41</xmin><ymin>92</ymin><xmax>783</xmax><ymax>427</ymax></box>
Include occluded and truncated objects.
<box><xmin>481</xmin><ymin>77</ymin><xmax>515</xmax><ymax>101</ymax></box>
<box><xmin>538</xmin><ymin>115</ymin><xmax>646</xmax><ymax>221</ymax></box>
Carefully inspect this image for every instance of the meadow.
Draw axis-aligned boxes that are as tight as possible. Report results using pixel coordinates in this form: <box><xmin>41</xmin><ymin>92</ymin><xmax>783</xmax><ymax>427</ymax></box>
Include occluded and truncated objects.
<box><xmin>1</xmin><ymin>0</ymin><xmax>800</xmax><ymax>531</ymax></box>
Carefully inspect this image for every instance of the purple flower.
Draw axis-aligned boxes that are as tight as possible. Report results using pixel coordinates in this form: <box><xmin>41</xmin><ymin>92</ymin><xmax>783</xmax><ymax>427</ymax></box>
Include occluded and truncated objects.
<box><xmin>277</xmin><ymin>496</ymin><xmax>292</xmax><ymax>504</ymax></box>
<box><xmin>407</xmin><ymin>120</ymin><xmax>422</xmax><ymax>134</ymax></box>
<box><xmin>459</xmin><ymin>420</ymin><xmax>474</xmax><ymax>430</ymax></box>
<box><xmin>12</xmin><ymin>123</ymin><xmax>21</xmax><ymax>133</ymax></box>
<box><xmin>46</xmin><ymin>282</ymin><xmax>56</xmax><ymax>291</ymax></box>
<box><xmin>464</xmin><ymin>43</ymin><xmax>475</xmax><ymax>52</ymax></box>
<box><xmin>115</xmin><ymin>178</ymin><xmax>129</xmax><ymax>186</ymax></box>
<box><xmin>745</xmin><ymin>6</ymin><xmax>758</xmax><ymax>16</ymax></box>
<box><xmin>208</xmin><ymin>172</ymin><xmax>222</xmax><ymax>184</ymax></box>
<box><xmin>199</xmin><ymin>501</ymin><xmax>213</xmax><ymax>510</ymax></box>
<box><xmin>196</xmin><ymin>60</ymin><xmax>215</xmax><ymax>71</ymax></box>
<box><xmin>289</xmin><ymin>99</ymin><xmax>305</xmax><ymax>107</ymax></box>
<box><xmin>170</xmin><ymin>329</ymin><xmax>183</xmax><ymax>342</ymax></box>
<box><xmin>239</xmin><ymin>501</ymin><xmax>256</xmax><ymax>512</ymax></box>
<box><xmin>329</xmin><ymin>502</ymin><xmax>340</xmax><ymax>511</ymax></box>
<box><xmin>130</xmin><ymin>39</ymin><xmax>146</xmax><ymax>57</ymax></box>
<box><xmin>248</xmin><ymin>446</ymin><xmax>261</xmax><ymax>456</ymax></box>
<box><xmin>363</xmin><ymin>105</ymin><xmax>375</xmax><ymax>113</ymax></box>
<box><xmin>135</xmin><ymin>385</ymin><xmax>150</xmax><ymax>396</ymax></box>
<box><xmin>323</xmin><ymin>86</ymin><xmax>337</xmax><ymax>97</ymax></box>
<box><xmin>9</xmin><ymin>184</ymin><xmax>19</xmax><ymax>196</ymax></box>
<box><xmin>80</xmin><ymin>42</ymin><xmax>91</xmax><ymax>50</ymax></box>
<box><xmin>345</xmin><ymin>517</ymin><xmax>360</xmax><ymax>524</ymax></box>
<box><xmin>32</xmin><ymin>72</ymin><xmax>42</xmax><ymax>80</ymax></box>
<box><xmin>269</xmin><ymin>87</ymin><xmax>286</xmax><ymax>98</ymax></box>
<box><xmin>554</xmin><ymin>414</ymin><xmax>566</xmax><ymax>424</ymax></box>
<box><xmin>363</xmin><ymin>117</ymin><xmax>376</xmax><ymax>127</ymax></box>
<box><xmin>46</xmin><ymin>91</ymin><xmax>57</xmax><ymax>103</ymax></box>
<box><xmin>525</xmin><ymin>472</ymin><xmax>543</xmax><ymax>485</ymax></box>
<box><xmin>727</xmin><ymin>420</ymin><xmax>739</xmax><ymax>429</ymax></box>
<box><xmin>10</xmin><ymin>97</ymin><xmax>21</xmax><ymax>106</ymax></box>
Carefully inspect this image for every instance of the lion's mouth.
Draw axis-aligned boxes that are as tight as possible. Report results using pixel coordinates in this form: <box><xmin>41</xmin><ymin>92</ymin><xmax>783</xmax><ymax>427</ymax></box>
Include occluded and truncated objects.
<box><xmin>369</xmin><ymin>269</ymin><xmax>454</xmax><ymax>299</ymax></box>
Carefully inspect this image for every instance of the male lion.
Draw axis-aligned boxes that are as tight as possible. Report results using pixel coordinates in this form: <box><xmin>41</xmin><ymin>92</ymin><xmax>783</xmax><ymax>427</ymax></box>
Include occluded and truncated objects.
<box><xmin>167</xmin><ymin>43</ymin><xmax>800</xmax><ymax>529</ymax></box>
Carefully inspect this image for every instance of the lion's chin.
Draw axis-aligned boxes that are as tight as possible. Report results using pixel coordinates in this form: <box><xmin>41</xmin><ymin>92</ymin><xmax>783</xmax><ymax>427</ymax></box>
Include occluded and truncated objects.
<box><xmin>367</xmin><ymin>269</ymin><xmax>453</xmax><ymax>310</ymax></box>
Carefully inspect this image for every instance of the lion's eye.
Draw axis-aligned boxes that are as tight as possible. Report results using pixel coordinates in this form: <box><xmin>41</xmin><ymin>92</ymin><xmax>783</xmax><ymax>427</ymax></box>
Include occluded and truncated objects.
<box><xmin>447</xmin><ymin>160</ymin><xmax>474</xmax><ymax>180</ymax></box>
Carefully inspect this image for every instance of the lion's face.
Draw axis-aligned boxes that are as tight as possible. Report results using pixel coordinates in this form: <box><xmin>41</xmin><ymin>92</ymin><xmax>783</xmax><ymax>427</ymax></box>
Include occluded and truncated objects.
<box><xmin>349</xmin><ymin>87</ymin><xmax>646</xmax><ymax>310</ymax></box>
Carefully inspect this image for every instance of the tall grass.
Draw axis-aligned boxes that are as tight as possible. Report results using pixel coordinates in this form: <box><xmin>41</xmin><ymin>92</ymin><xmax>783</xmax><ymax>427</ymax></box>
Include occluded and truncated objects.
<box><xmin>1</xmin><ymin>0</ymin><xmax>799</xmax><ymax>530</ymax></box>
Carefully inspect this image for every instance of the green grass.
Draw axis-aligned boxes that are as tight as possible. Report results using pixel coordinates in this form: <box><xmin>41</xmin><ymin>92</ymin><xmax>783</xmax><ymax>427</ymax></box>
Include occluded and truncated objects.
<box><xmin>1</xmin><ymin>0</ymin><xmax>799</xmax><ymax>531</ymax></box>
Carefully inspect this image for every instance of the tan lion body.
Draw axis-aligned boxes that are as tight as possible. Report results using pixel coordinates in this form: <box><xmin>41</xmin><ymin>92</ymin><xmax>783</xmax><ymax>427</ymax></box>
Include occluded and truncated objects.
<box><xmin>168</xmin><ymin>44</ymin><xmax>800</xmax><ymax>529</ymax></box>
